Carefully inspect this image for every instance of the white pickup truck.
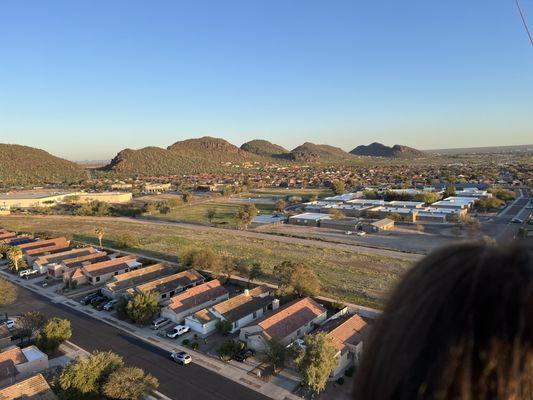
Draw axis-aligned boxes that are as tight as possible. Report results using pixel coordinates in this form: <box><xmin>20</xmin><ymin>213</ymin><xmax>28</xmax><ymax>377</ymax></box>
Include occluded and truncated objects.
<box><xmin>19</xmin><ymin>269</ymin><xmax>38</xmax><ymax>278</ymax></box>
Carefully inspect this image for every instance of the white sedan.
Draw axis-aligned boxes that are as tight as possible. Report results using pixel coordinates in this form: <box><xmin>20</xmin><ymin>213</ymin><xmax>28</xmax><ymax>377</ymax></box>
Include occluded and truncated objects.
<box><xmin>170</xmin><ymin>351</ymin><xmax>192</xmax><ymax>365</ymax></box>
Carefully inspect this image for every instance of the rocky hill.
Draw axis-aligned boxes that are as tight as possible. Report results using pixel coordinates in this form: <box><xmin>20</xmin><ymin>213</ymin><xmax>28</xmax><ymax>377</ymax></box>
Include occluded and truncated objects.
<box><xmin>104</xmin><ymin>137</ymin><xmax>260</xmax><ymax>176</ymax></box>
<box><xmin>240</xmin><ymin>140</ymin><xmax>289</xmax><ymax>158</ymax></box>
<box><xmin>289</xmin><ymin>142</ymin><xmax>354</xmax><ymax>162</ymax></box>
<box><xmin>0</xmin><ymin>144</ymin><xmax>86</xmax><ymax>186</ymax></box>
<box><xmin>350</xmin><ymin>142</ymin><xmax>425</xmax><ymax>158</ymax></box>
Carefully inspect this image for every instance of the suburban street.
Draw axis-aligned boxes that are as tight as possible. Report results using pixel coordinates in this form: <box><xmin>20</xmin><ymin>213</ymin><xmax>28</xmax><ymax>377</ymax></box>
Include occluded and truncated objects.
<box><xmin>1</xmin><ymin>286</ymin><xmax>270</xmax><ymax>400</ymax></box>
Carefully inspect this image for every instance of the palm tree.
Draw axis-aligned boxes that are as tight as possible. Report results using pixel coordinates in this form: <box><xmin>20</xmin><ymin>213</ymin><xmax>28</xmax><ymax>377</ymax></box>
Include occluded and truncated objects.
<box><xmin>7</xmin><ymin>247</ymin><xmax>22</xmax><ymax>272</ymax></box>
<box><xmin>95</xmin><ymin>228</ymin><xmax>105</xmax><ymax>247</ymax></box>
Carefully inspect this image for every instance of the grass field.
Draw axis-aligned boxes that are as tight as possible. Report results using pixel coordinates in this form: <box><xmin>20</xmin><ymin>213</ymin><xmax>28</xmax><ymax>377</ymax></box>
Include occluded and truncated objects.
<box><xmin>0</xmin><ymin>215</ymin><xmax>411</xmax><ymax>308</ymax></box>
<box><xmin>149</xmin><ymin>199</ymin><xmax>276</xmax><ymax>227</ymax></box>
<box><xmin>249</xmin><ymin>188</ymin><xmax>331</xmax><ymax>199</ymax></box>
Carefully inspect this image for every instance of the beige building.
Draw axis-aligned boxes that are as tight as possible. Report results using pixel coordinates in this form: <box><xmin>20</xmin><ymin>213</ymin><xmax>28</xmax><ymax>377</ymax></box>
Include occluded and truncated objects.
<box><xmin>143</xmin><ymin>183</ymin><xmax>171</xmax><ymax>193</ymax></box>
<box><xmin>75</xmin><ymin>192</ymin><xmax>132</xmax><ymax>203</ymax></box>
<box><xmin>0</xmin><ymin>190</ymin><xmax>132</xmax><ymax>208</ymax></box>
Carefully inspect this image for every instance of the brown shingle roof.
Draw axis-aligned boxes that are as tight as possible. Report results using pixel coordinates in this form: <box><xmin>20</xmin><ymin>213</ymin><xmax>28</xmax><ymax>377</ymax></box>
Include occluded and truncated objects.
<box><xmin>135</xmin><ymin>269</ymin><xmax>204</xmax><ymax>295</ymax></box>
<box><xmin>62</xmin><ymin>252</ymin><xmax>109</xmax><ymax>269</ymax></box>
<box><xmin>34</xmin><ymin>247</ymin><xmax>97</xmax><ymax>266</ymax></box>
<box><xmin>104</xmin><ymin>263</ymin><xmax>174</xmax><ymax>293</ymax></box>
<box><xmin>212</xmin><ymin>286</ymin><xmax>274</xmax><ymax>322</ymax></box>
<box><xmin>17</xmin><ymin>237</ymin><xmax>68</xmax><ymax>252</ymax></box>
<box><xmin>167</xmin><ymin>280</ymin><xmax>228</xmax><ymax>315</ymax></box>
<box><xmin>24</xmin><ymin>244</ymin><xmax>71</xmax><ymax>257</ymax></box>
<box><xmin>326</xmin><ymin>314</ymin><xmax>368</xmax><ymax>352</ymax></box>
<box><xmin>257</xmin><ymin>298</ymin><xmax>326</xmax><ymax>341</ymax></box>
<box><xmin>82</xmin><ymin>255</ymin><xmax>137</xmax><ymax>277</ymax></box>
<box><xmin>0</xmin><ymin>373</ymin><xmax>57</xmax><ymax>400</ymax></box>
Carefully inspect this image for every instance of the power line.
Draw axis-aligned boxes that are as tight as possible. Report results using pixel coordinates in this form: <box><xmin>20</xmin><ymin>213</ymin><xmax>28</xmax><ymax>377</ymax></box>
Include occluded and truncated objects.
<box><xmin>515</xmin><ymin>0</ymin><xmax>533</xmax><ymax>46</ymax></box>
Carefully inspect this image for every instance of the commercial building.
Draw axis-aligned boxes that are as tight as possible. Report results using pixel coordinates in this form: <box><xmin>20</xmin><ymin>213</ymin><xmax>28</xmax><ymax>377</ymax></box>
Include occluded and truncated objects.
<box><xmin>75</xmin><ymin>192</ymin><xmax>132</xmax><ymax>204</ymax></box>
<box><xmin>288</xmin><ymin>213</ymin><xmax>331</xmax><ymax>227</ymax></box>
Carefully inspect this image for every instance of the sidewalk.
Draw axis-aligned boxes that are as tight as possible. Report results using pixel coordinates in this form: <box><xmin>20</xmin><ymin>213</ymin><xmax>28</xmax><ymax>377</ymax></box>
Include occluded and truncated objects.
<box><xmin>0</xmin><ymin>267</ymin><xmax>302</xmax><ymax>400</ymax></box>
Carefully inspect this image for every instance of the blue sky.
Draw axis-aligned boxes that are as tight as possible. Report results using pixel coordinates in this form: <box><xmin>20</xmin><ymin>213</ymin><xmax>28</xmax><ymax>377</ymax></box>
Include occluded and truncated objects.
<box><xmin>0</xmin><ymin>0</ymin><xmax>532</xmax><ymax>161</ymax></box>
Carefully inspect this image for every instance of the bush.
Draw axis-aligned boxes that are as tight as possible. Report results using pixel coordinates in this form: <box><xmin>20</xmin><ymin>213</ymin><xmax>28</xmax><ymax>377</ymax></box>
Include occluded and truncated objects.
<box><xmin>217</xmin><ymin>339</ymin><xmax>243</xmax><ymax>361</ymax></box>
<box><xmin>182</xmin><ymin>339</ymin><xmax>190</xmax><ymax>346</ymax></box>
<box><xmin>191</xmin><ymin>341</ymin><xmax>199</xmax><ymax>350</ymax></box>
<box><xmin>114</xmin><ymin>233</ymin><xmax>141</xmax><ymax>249</ymax></box>
<box><xmin>216</xmin><ymin>320</ymin><xmax>233</xmax><ymax>335</ymax></box>
<box><xmin>337</xmin><ymin>377</ymin><xmax>345</xmax><ymax>385</ymax></box>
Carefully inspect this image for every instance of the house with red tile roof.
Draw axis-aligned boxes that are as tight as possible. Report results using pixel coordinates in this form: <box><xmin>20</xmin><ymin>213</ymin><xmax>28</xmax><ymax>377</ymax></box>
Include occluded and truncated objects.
<box><xmin>0</xmin><ymin>373</ymin><xmax>57</xmax><ymax>400</ymax></box>
<box><xmin>323</xmin><ymin>314</ymin><xmax>368</xmax><ymax>378</ymax></box>
<box><xmin>0</xmin><ymin>346</ymin><xmax>49</xmax><ymax>388</ymax></box>
<box><xmin>160</xmin><ymin>280</ymin><xmax>229</xmax><ymax>323</ymax></box>
<box><xmin>239</xmin><ymin>297</ymin><xmax>327</xmax><ymax>351</ymax></box>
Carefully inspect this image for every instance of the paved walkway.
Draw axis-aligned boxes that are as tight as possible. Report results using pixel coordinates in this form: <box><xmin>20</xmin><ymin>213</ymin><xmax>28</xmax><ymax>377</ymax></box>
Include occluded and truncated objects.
<box><xmin>0</xmin><ymin>268</ymin><xmax>302</xmax><ymax>400</ymax></box>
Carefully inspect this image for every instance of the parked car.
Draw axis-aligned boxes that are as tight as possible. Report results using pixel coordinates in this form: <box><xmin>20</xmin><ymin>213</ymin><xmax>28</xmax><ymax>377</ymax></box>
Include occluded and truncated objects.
<box><xmin>344</xmin><ymin>231</ymin><xmax>353</xmax><ymax>235</ymax></box>
<box><xmin>356</xmin><ymin>231</ymin><xmax>366</xmax><ymax>236</ymax></box>
<box><xmin>170</xmin><ymin>351</ymin><xmax>192</xmax><ymax>365</ymax></box>
<box><xmin>151</xmin><ymin>317</ymin><xmax>169</xmax><ymax>330</ymax></box>
<box><xmin>80</xmin><ymin>292</ymin><xmax>99</xmax><ymax>305</ymax></box>
<box><xmin>102</xmin><ymin>299</ymin><xmax>118</xmax><ymax>311</ymax></box>
<box><xmin>233</xmin><ymin>348</ymin><xmax>254</xmax><ymax>362</ymax></box>
<box><xmin>166</xmin><ymin>325</ymin><xmax>190</xmax><ymax>339</ymax></box>
<box><xmin>511</xmin><ymin>218</ymin><xmax>524</xmax><ymax>224</ymax></box>
<box><xmin>19</xmin><ymin>269</ymin><xmax>38</xmax><ymax>278</ymax></box>
<box><xmin>3</xmin><ymin>319</ymin><xmax>15</xmax><ymax>329</ymax></box>
<box><xmin>90</xmin><ymin>295</ymin><xmax>107</xmax><ymax>306</ymax></box>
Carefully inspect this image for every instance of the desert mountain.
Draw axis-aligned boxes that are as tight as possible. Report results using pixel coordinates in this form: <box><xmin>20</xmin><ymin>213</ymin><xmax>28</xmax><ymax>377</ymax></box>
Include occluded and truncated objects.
<box><xmin>289</xmin><ymin>142</ymin><xmax>354</xmax><ymax>162</ymax></box>
<box><xmin>0</xmin><ymin>144</ymin><xmax>86</xmax><ymax>185</ymax></box>
<box><xmin>240</xmin><ymin>140</ymin><xmax>289</xmax><ymax>158</ymax></box>
<box><xmin>350</xmin><ymin>142</ymin><xmax>425</xmax><ymax>158</ymax></box>
<box><xmin>104</xmin><ymin>137</ymin><xmax>259</xmax><ymax>176</ymax></box>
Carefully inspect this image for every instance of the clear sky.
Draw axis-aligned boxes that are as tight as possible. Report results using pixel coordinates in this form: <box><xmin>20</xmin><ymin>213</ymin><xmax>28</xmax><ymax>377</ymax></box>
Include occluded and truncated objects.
<box><xmin>1</xmin><ymin>0</ymin><xmax>532</xmax><ymax>161</ymax></box>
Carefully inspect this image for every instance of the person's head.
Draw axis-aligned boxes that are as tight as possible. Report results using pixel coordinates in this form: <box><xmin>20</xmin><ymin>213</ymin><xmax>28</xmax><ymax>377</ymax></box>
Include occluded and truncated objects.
<box><xmin>354</xmin><ymin>242</ymin><xmax>533</xmax><ymax>400</ymax></box>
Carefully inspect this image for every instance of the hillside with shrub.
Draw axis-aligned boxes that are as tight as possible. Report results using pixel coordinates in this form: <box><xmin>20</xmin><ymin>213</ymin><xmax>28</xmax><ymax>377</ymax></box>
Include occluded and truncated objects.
<box><xmin>240</xmin><ymin>139</ymin><xmax>289</xmax><ymax>158</ymax></box>
<box><xmin>289</xmin><ymin>142</ymin><xmax>354</xmax><ymax>162</ymax></box>
<box><xmin>0</xmin><ymin>144</ymin><xmax>86</xmax><ymax>186</ymax></box>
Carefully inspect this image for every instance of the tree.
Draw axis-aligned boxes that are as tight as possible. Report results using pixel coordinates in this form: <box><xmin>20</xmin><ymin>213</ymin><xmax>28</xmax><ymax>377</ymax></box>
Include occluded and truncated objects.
<box><xmin>234</xmin><ymin>204</ymin><xmax>257</xmax><ymax>230</ymax></box>
<box><xmin>126</xmin><ymin>291</ymin><xmax>159</xmax><ymax>325</ymax></box>
<box><xmin>182</xmin><ymin>192</ymin><xmax>193</xmax><ymax>205</ymax></box>
<box><xmin>273</xmin><ymin>261</ymin><xmax>320</xmax><ymax>297</ymax></box>
<box><xmin>419</xmin><ymin>192</ymin><xmax>441</xmax><ymax>205</ymax></box>
<box><xmin>95</xmin><ymin>227</ymin><xmax>105</xmax><ymax>247</ymax></box>
<box><xmin>6</xmin><ymin>247</ymin><xmax>22</xmax><ymax>272</ymax></box>
<box><xmin>387</xmin><ymin>212</ymin><xmax>401</xmax><ymax>222</ymax></box>
<box><xmin>18</xmin><ymin>311</ymin><xmax>46</xmax><ymax>344</ymax></box>
<box><xmin>331</xmin><ymin>180</ymin><xmax>346</xmax><ymax>195</ymax></box>
<box><xmin>221</xmin><ymin>186</ymin><xmax>234</xmax><ymax>197</ymax></box>
<box><xmin>262</xmin><ymin>339</ymin><xmax>288</xmax><ymax>373</ymax></box>
<box><xmin>102</xmin><ymin>367</ymin><xmax>159</xmax><ymax>400</ymax></box>
<box><xmin>0</xmin><ymin>278</ymin><xmax>17</xmax><ymax>307</ymax></box>
<box><xmin>37</xmin><ymin>317</ymin><xmax>72</xmax><ymax>352</ymax></box>
<box><xmin>275</xmin><ymin>199</ymin><xmax>287</xmax><ymax>212</ymax></box>
<box><xmin>215</xmin><ymin>252</ymin><xmax>236</xmax><ymax>281</ymax></box>
<box><xmin>249</xmin><ymin>262</ymin><xmax>262</xmax><ymax>284</ymax></box>
<box><xmin>58</xmin><ymin>351</ymin><xmax>124</xmax><ymax>399</ymax></box>
<box><xmin>179</xmin><ymin>246</ymin><xmax>220</xmax><ymax>271</ymax></box>
<box><xmin>296</xmin><ymin>333</ymin><xmax>339</xmax><ymax>393</ymax></box>
<box><xmin>444</xmin><ymin>185</ymin><xmax>456</xmax><ymax>197</ymax></box>
<box><xmin>206</xmin><ymin>208</ymin><xmax>216</xmax><ymax>224</ymax></box>
<box><xmin>143</xmin><ymin>202</ymin><xmax>158</xmax><ymax>215</ymax></box>
<box><xmin>216</xmin><ymin>320</ymin><xmax>233</xmax><ymax>335</ymax></box>
<box><xmin>329</xmin><ymin>208</ymin><xmax>345</xmax><ymax>220</ymax></box>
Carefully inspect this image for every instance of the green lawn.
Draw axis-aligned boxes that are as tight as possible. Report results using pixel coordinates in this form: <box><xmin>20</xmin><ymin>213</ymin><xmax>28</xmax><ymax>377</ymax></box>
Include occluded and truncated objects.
<box><xmin>149</xmin><ymin>199</ymin><xmax>276</xmax><ymax>227</ymax></box>
<box><xmin>0</xmin><ymin>215</ymin><xmax>411</xmax><ymax>308</ymax></box>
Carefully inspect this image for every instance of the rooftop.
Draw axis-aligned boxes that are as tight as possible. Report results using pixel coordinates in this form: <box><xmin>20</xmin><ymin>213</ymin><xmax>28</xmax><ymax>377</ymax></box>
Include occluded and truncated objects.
<box><xmin>0</xmin><ymin>373</ymin><xmax>57</xmax><ymax>400</ymax></box>
<box><xmin>212</xmin><ymin>286</ymin><xmax>274</xmax><ymax>322</ymax></box>
<box><xmin>82</xmin><ymin>255</ymin><xmax>138</xmax><ymax>277</ymax></box>
<box><xmin>167</xmin><ymin>280</ymin><xmax>228</xmax><ymax>314</ymax></box>
<box><xmin>135</xmin><ymin>269</ymin><xmax>205</xmax><ymax>294</ymax></box>
<box><xmin>289</xmin><ymin>213</ymin><xmax>331</xmax><ymax>220</ymax></box>
<box><xmin>257</xmin><ymin>297</ymin><xmax>326</xmax><ymax>341</ymax></box>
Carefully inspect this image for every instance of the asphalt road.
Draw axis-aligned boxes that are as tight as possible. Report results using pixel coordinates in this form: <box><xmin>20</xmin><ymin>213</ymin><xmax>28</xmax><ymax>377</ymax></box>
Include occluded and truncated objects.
<box><xmin>1</xmin><ymin>287</ymin><xmax>269</xmax><ymax>400</ymax></box>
